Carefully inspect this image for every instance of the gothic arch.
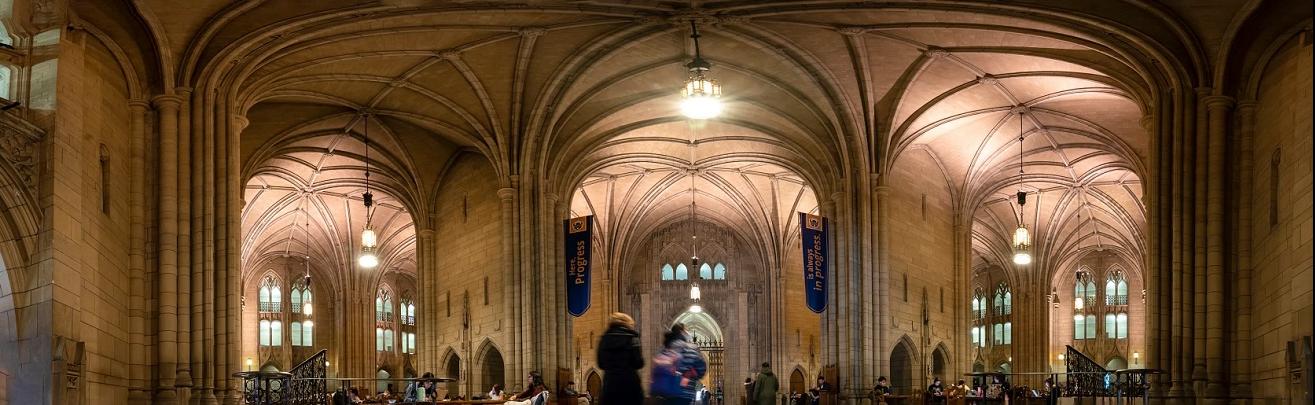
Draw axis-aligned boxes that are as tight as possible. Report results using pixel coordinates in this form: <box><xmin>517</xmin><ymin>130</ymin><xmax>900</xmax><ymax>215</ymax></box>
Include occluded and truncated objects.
<box><xmin>474</xmin><ymin>339</ymin><xmax>506</xmax><ymax>394</ymax></box>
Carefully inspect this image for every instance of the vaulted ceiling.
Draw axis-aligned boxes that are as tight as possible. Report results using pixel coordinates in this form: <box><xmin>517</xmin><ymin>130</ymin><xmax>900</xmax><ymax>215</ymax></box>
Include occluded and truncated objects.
<box><xmin>119</xmin><ymin>1</ymin><xmax>1188</xmax><ymax>280</ymax></box>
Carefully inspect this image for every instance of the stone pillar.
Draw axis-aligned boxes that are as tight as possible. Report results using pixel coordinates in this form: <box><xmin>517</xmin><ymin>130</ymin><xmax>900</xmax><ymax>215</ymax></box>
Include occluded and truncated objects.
<box><xmin>153</xmin><ymin>93</ymin><xmax>184</xmax><ymax>404</ymax></box>
<box><xmin>1202</xmin><ymin>95</ymin><xmax>1233</xmax><ymax>400</ymax></box>
<box><xmin>222</xmin><ymin>113</ymin><xmax>249</xmax><ymax>405</ymax></box>
<box><xmin>1190</xmin><ymin>88</ymin><xmax>1207</xmax><ymax>392</ymax></box>
<box><xmin>127</xmin><ymin>99</ymin><xmax>151</xmax><ymax>405</ymax></box>
<box><xmin>176</xmin><ymin>88</ymin><xmax>194</xmax><ymax>404</ymax></box>
<box><xmin>497</xmin><ymin>186</ymin><xmax>520</xmax><ymax>381</ymax></box>
<box><xmin>1229</xmin><ymin>102</ymin><xmax>1256</xmax><ymax>400</ymax></box>
<box><xmin>198</xmin><ymin>87</ymin><xmax>218</xmax><ymax>405</ymax></box>
<box><xmin>417</xmin><ymin>228</ymin><xmax>436</xmax><ymax>371</ymax></box>
<box><xmin>874</xmin><ymin>185</ymin><xmax>892</xmax><ymax>382</ymax></box>
<box><xmin>1166</xmin><ymin>88</ymin><xmax>1189</xmax><ymax>400</ymax></box>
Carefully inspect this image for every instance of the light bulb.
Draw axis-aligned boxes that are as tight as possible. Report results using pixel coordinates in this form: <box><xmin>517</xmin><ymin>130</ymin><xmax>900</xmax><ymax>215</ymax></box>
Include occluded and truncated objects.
<box><xmin>1012</xmin><ymin>251</ymin><xmax>1032</xmax><ymax>265</ymax></box>
<box><xmin>361</xmin><ymin>227</ymin><xmax>378</xmax><ymax>249</ymax></box>
<box><xmin>681</xmin><ymin>95</ymin><xmax>723</xmax><ymax>119</ymax></box>
<box><xmin>358</xmin><ymin>251</ymin><xmax>379</xmax><ymax>268</ymax></box>
<box><xmin>1012</xmin><ymin>226</ymin><xmax>1030</xmax><ymax>247</ymax></box>
<box><xmin>690</xmin><ymin>284</ymin><xmax>701</xmax><ymax>300</ymax></box>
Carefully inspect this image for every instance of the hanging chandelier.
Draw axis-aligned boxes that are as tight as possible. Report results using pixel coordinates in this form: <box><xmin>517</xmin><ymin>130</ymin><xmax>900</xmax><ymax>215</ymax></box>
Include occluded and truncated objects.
<box><xmin>680</xmin><ymin>20</ymin><xmax>723</xmax><ymax>119</ymax></box>
<box><xmin>1011</xmin><ymin>111</ymin><xmax>1032</xmax><ymax>266</ymax></box>
<box><xmin>358</xmin><ymin>113</ymin><xmax>380</xmax><ymax>269</ymax></box>
<box><xmin>302</xmin><ymin>260</ymin><xmax>314</xmax><ymax>316</ymax></box>
<box><xmin>687</xmin><ymin>116</ymin><xmax>703</xmax><ymax>314</ymax></box>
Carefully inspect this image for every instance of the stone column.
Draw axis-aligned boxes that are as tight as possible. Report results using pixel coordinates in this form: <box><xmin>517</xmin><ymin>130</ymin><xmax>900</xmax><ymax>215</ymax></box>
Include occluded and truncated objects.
<box><xmin>176</xmin><ymin>88</ymin><xmax>194</xmax><ymax>403</ymax></box>
<box><xmin>153</xmin><ymin>93</ymin><xmax>184</xmax><ymax>404</ymax></box>
<box><xmin>1202</xmin><ymin>95</ymin><xmax>1233</xmax><ymax>400</ymax></box>
<box><xmin>127</xmin><ymin>99</ymin><xmax>151</xmax><ymax>405</ymax></box>
<box><xmin>497</xmin><ymin>186</ymin><xmax>520</xmax><ymax>380</ymax></box>
<box><xmin>199</xmin><ymin>87</ymin><xmax>219</xmax><ymax>405</ymax></box>
<box><xmin>222</xmin><ymin>113</ymin><xmax>249</xmax><ymax>405</ymax></box>
<box><xmin>874</xmin><ymin>185</ymin><xmax>892</xmax><ymax>381</ymax></box>
<box><xmin>1190</xmin><ymin>88</ymin><xmax>1207</xmax><ymax>391</ymax></box>
<box><xmin>417</xmin><ymin>228</ymin><xmax>435</xmax><ymax>371</ymax></box>
<box><xmin>1166</xmin><ymin>88</ymin><xmax>1189</xmax><ymax>400</ymax></box>
<box><xmin>1229</xmin><ymin>102</ymin><xmax>1256</xmax><ymax>399</ymax></box>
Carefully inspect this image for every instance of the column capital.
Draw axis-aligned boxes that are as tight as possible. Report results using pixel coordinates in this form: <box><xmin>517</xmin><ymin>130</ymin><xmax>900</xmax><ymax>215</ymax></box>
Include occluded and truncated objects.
<box><xmin>418</xmin><ymin>229</ymin><xmax>435</xmax><ymax>239</ymax></box>
<box><xmin>873</xmin><ymin>185</ymin><xmax>892</xmax><ymax>196</ymax></box>
<box><xmin>1202</xmin><ymin>95</ymin><xmax>1234</xmax><ymax>110</ymax></box>
<box><xmin>544</xmin><ymin>192</ymin><xmax>560</xmax><ymax>204</ymax></box>
<box><xmin>232</xmin><ymin>115</ymin><xmax>250</xmax><ymax>130</ymax></box>
<box><xmin>1139</xmin><ymin>114</ymin><xmax>1155</xmax><ymax>132</ymax></box>
<box><xmin>151</xmin><ymin>94</ymin><xmax>184</xmax><ymax>109</ymax></box>
<box><xmin>1235</xmin><ymin>100</ymin><xmax>1258</xmax><ymax>111</ymax></box>
<box><xmin>497</xmin><ymin>187</ymin><xmax>517</xmax><ymax>200</ymax></box>
<box><xmin>175</xmin><ymin>87</ymin><xmax>194</xmax><ymax>96</ymax></box>
<box><xmin>128</xmin><ymin>99</ymin><xmax>151</xmax><ymax>110</ymax></box>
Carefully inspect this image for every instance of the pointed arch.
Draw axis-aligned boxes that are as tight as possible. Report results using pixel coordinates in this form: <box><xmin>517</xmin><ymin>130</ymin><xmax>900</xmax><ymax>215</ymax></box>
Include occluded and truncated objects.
<box><xmin>474</xmin><ymin>339</ymin><xmax>506</xmax><ymax>394</ymax></box>
<box><xmin>889</xmin><ymin>336</ymin><xmax>917</xmax><ymax>394</ymax></box>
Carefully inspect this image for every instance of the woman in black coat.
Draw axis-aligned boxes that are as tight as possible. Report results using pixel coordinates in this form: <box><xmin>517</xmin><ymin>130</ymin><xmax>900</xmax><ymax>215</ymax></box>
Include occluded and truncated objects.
<box><xmin>596</xmin><ymin>312</ymin><xmax>644</xmax><ymax>404</ymax></box>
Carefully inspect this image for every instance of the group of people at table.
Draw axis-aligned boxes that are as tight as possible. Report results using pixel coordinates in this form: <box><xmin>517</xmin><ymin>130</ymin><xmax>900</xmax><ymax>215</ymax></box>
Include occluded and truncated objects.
<box><xmin>328</xmin><ymin>311</ymin><xmax>1036</xmax><ymax>405</ymax></box>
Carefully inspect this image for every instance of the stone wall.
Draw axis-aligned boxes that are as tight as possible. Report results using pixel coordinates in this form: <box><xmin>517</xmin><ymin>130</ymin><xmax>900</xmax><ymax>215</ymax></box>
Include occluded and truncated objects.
<box><xmin>45</xmin><ymin>27</ymin><xmax>135</xmax><ymax>404</ymax></box>
<box><xmin>885</xmin><ymin>149</ymin><xmax>959</xmax><ymax>386</ymax></box>
<box><xmin>428</xmin><ymin>153</ymin><xmax>506</xmax><ymax>396</ymax></box>
<box><xmin>1248</xmin><ymin>32</ymin><xmax>1313</xmax><ymax>401</ymax></box>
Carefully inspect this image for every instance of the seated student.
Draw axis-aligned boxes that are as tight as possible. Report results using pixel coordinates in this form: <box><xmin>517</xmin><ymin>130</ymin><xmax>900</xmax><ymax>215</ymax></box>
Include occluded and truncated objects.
<box><xmin>506</xmin><ymin>371</ymin><xmax>550</xmax><ymax>405</ymax></box>
<box><xmin>926</xmin><ymin>378</ymin><xmax>946</xmax><ymax>404</ymax></box>
<box><xmin>403</xmin><ymin>372</ymin><xmax>437</xmax><ymax>402</ymax></box>
<box><xmin>488</xmin><ymin>383</ymin><xmax>506</xmax><ymax>400</ymax></box>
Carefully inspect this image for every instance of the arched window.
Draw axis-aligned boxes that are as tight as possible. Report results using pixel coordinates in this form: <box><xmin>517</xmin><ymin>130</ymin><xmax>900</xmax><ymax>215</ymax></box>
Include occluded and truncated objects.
<box><xmin>302</xmin><ymin>320</ymin><xmax>313</xmax><ymax>346</ymax></box>
<box><xmin>1085</xmin><ymin>314</ymin><xmax>1096</xmax><ymax>339</ymax></box>
<box><xmin>401</xmin><ymin>299</ymin><xmax>416</xmax><ymax>326</ymax></box>
<box><xmin>290</xmin><ymin>284</ymin><xmax>303</xmax><ymax>314</ymax></box>
<box><xmin>377</xmin><ymin>288</ymin><xmax>394</xmax><ymax>352</ymax></box>
<box><xmin>713</xmin><ymin>263</ymin><xmax>726</xmax><ymax>279</ymax></box>
<box><xmin>699</xmin><ymin>263</ymin><xmax>712</xmax><ymax>280</ymax></box>
<box><xmin>661</xmin><ymin>264</ymin><xmax>674</xmax><ymax>281</ymax></box>
<box><xmin>994</xmin><ymin>283</ymin><xmax>1011</xmax><ymax>316</ymax></box>
<box><xmin>259</xmin><ymin>320</ymin><xmax>272</xmax><ymax>346</ymax></box>
<box><xmin>1074</xmin><ymin>314</ymin><xmax>1086</xmax><ymax>339</ymax></box>
<box><xmin>270</xmin><ymin>320</ymin><xmax>282</xmax><ymax>346</ymax></box>
<box><xmin>675</xmin><ymin>263</ymin><xmax>689</xmax><ymax>280</ymax></box>
<box><xmin>291</xmin><ymin>321</ymin><xmax>302</xmax><ymax>346</ymax></box>
<box><xmin>0</xmin><ymin>65</ymin><xmax>11</xmax><ymax>101</ymax></box>
<box><xmin>259</xmin><ymin>276</ymin><xmax>282</xmax><ymax>313</ymax></box>
<box><xmin>377</xmin><ymin>289</ymin><xmax>393</xmax><ymax>322</ymax></box>
<box><xmin>1003</xmin><ymin>322</ymin><xmax>1012</xmax><ymax>344</ymax></box>
<box><xmin>1114</xmin><ymin>312</ymin><xmax>1128</xmax><ymax>339</ymax></box>
<box><xmin>1105</xmin><ymin>271</ymin><xmax>1128</xmax><ymax>305</ymax></box>
<box><xmin>1075</xmin><ymin>271</ymin><xmax>1096</xmax><ymax>309</ymax></box>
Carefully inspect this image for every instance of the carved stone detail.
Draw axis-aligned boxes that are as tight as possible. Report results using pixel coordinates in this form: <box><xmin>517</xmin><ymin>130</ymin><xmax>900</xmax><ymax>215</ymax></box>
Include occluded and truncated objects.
<box><xmin>0</xmin><ymin>112</ymin><xmax>45</xmax><ymax>199</ymax></box>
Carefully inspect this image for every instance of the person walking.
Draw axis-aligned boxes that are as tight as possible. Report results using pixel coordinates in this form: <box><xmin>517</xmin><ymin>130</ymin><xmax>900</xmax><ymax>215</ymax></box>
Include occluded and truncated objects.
<box><xmin>650</xmin><ymin>323</ymin><xmax>707</xmax><ymax>405</ymax></box>
<box><xmin>597</xmin><ymin>312</ymin><xmax>644</xmax><ymax>405</ymax></box>
<box><xmin>750</xmin><ymin>362</ymin><xmax>778</xmax><ymax>405</ymax></box>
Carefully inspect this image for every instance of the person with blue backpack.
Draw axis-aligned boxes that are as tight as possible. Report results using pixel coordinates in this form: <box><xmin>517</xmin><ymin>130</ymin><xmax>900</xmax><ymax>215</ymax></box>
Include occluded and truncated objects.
<box><xmin>650</xmin><ymin>323</ymin><xmax>707</xmax><ymax>405</ymax></box>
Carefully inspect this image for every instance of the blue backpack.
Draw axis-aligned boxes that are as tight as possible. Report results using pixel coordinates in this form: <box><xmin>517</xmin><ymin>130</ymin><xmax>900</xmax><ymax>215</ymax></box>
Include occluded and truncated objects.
<box><xmin>649</xmin><ymin>348</ymin><xmax>685</xmax><ymax>397</ymax></box>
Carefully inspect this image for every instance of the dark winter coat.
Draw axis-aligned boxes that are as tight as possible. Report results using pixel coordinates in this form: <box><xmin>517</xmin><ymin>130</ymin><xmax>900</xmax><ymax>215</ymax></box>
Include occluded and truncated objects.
<box><xmin>596</xmin><ymin>325</ymin><xmax>644</xmax><ymax>404</ymax></box>
<box><xmin>751</xmin><ymin>368</ymin><xmax>779</xmax><ymax>405</ymax></box>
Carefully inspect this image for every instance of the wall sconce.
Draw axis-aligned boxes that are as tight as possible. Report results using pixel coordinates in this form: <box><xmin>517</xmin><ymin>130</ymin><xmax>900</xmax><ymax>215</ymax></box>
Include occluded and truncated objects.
<box><xmin>1132</xmin><ymin>352</ymin><xmax>1140</xmax><ymax>365</ymax></box>
<box><xmin>245</xmin><ymin>358</ymin><xmax>253</xmax><ymax>371</ymax></box>
<box><xmin>1057</xmin><ymin>354</ymin><xmax>1065</xmax><ymax>361</ymax></box>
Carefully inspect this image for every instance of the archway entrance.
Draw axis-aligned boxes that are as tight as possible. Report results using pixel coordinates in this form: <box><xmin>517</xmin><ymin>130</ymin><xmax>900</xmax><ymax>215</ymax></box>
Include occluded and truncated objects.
<box><xmin>673</xmin><ymin>311</ymin><xmax>725</xmax><ymax>393</ymax></box>
<box><xmin>890</xmin><ymin>341</ymin><xmax>914</xmax><ymax>394</ymax></box>
<box><xmin>932</xmin><ymin>346</ymin><xmax>949</xmax><ymax>381</ymax></box>
<box><xmin>789</xmin><ymin>368</ymin><xmax>805</xmax><ymax>396</ymax></box>
<box><xmin>585</xmin><ymin>370</ymin><xmax>602</xmax><ymax>398</ymax></box>
<box><xmin>444</xmin><ymin>353</ymin><xmax>461</xmax><ymax>397</ymax></box>
<box><xmin>477</xmin><ymin>343</ymin><xmax>505</xmax><ymax>394</ymax></box>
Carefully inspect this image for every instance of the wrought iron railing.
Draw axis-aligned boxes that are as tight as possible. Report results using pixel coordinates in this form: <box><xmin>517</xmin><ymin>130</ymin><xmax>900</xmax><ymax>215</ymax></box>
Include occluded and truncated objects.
<box><xmin>1063</xmin><ymin>345</ymin><xmax>1108</xmax><ymax>397</ymax></box>
<box><xmin>234</xmin><ymin>371</ymin><xmax>292</xmax><ymax>405</ymax></box>
<box><xmin>287</xmin><ymin>349</ymin><xmax>328</xmax><ymax>405</ymax></box>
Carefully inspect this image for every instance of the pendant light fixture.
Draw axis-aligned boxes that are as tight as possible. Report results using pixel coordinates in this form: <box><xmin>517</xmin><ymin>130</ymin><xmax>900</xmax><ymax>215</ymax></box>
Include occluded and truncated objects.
<box><xmin>358</xmin><ymin>112</ymin><xmax>380</xmax><ymax>269</ymax></box>
<box><xmin>302</xmin><ymin>258</ymin><xmax>314</xmax><ymax>316</ymax></box>
<box><xmin>680</xmin><ymin>20</ymin><xmax>723</xmax><ymax>119</ymax></box>
<box><xmin>1011</xmin><ymin>111</ymin><xmax>1033</xmax><ymax>266</ymax></box>
<box><xmin>687</xmin><ymin>122</ymin><xmax>703</xmax><ymax>314</ymax></box>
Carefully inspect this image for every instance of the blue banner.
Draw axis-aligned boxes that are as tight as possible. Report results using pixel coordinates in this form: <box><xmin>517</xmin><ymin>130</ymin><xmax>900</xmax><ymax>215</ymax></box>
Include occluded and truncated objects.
<box><xmin>565</xmin><ymin>215</ymin><xmax>593</xmax><ymax>317</ymax></box>
<box><xmin>801</xmin><ymin>213</ymin><xmax>828</xmax><ymax>313</ymax></box>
